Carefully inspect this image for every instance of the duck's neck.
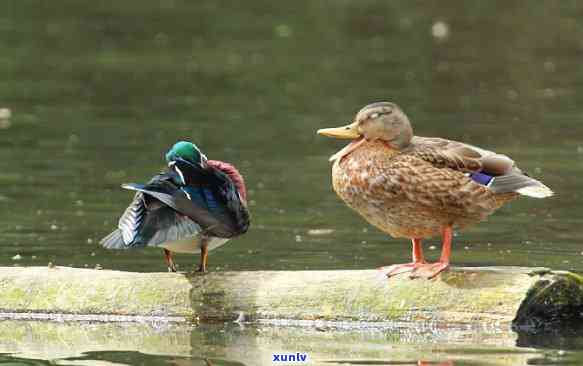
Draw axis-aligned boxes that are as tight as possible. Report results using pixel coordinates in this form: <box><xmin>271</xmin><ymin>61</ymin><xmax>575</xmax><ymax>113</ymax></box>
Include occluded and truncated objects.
<box><xmin>387</xmin><ymin>125</ymin><xmax>413</xmax><ymax>150</ymax></box>
<box><xmin>331</xmin><ymin>135</ymin><xmax>411</xmax><ymax>163</ymax></box>
<box><xmin>207</xmin><ymin>160</ymin><xmax>248</xmax><ymax>202</ymax></box>
<box><xmin>330</xmin><ymin>137</ymin><xmax>367</xmax><ymax>163</ymax></box>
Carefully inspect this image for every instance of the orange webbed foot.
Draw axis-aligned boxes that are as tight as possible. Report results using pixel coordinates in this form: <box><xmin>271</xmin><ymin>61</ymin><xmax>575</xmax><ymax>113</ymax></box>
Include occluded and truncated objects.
<box><xmin>378</xmin><ymin>262</ymin><xmax>427</xmax><ymax>278</ymax></box>
<box><xmin>409</xmin><ymin>261</ymin><xmax>450</xmax><ymax>279</ymax></box>
<box><xmin>378</xmin><ymin>238</ymin><xmax>429</xmax><ymax>278</ymax></box>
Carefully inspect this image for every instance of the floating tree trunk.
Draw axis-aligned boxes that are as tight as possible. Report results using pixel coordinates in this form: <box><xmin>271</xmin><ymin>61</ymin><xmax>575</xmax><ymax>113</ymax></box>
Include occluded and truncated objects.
<box><xmin>0</xmin><ymin>266</ymin><xmax>581</xmax><ymax>331</ymax></box>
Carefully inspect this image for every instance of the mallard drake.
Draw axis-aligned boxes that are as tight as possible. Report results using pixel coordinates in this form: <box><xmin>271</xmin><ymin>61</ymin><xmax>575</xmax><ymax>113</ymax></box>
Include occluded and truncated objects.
<box><xmin>100</xmin><ymin>141</ymin><xmax>250</xmax><ymax>272</ymax></box>
<box><xmin>317</xmin><ymin>102</ymin><xmax>553</xmax><ymax>279</ymax></box>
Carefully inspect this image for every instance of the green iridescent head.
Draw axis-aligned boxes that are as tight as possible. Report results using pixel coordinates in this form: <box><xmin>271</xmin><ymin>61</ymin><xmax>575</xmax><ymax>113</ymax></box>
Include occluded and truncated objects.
<box><xmin>165</xmin><ymin>141</ymin><xmax>207</xmax><ymax>165</ymax></box>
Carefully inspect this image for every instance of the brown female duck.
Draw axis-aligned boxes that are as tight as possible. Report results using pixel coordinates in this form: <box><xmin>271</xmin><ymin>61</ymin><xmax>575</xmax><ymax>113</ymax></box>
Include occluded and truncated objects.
<box><xmin>317</xmin><ymin>102</ymin><xmax>553</xmax><ymax>279</ymax></box>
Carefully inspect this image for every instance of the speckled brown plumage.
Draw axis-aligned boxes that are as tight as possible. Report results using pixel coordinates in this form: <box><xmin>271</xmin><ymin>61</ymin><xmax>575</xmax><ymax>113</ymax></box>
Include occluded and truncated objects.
<box><xmin>332</xmin><ymin>140</ymin><xmax>517</xmax><ymax>239</ymax></box>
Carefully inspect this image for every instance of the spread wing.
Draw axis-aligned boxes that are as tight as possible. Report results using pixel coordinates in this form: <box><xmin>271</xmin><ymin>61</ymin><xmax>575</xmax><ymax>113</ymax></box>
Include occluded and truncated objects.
<box><xmin>120</xmin><ymin>180</ymin><xmax>239</xmax><ymax>238</ymax></box>
<box><xmin>100</xmin><ymin>190</ymin><xmax>202</xmax><ymax>249</ymax></box>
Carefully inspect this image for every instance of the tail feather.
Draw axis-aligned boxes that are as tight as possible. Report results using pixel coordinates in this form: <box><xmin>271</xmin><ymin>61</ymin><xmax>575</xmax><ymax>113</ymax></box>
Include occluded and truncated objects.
<box><xmin>489</xmin><ymin>173</ymin><xmax>554</xmax><ymax>198</ymax></box>
<box><xmin>516</xmin><ymin>185</ymin><xmax>554</xmax><ymax>198</ymax></box>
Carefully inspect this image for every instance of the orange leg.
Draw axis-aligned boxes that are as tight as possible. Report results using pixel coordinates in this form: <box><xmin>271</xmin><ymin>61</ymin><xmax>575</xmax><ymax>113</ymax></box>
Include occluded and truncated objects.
<box><xmin>378</xmin><ymin>238</ymin><xmax>427</xmax><ymax>277</ymax></box>
<box><xmin>163</xmin><ymin>249</ymin><xmax>177</xmax><ymax>272</ymax></box>
<box><xmin>197</xmin><ymin>239</ymin><xmax>209</xmax><ymax>273</ymax></box>
<box><xmin>413</xmin><ymin>238</ymin><xmax>426</xmax><ymax>263</ymax></box>
<box><xmin>440</xmin><ymin>225</ymin><xmax>452</xmax><ymax>263</ymax></box>
<box><xmin>410</xmin><ymin>226</ymin><xmax>452</xmax><ymax>279</ymax></box>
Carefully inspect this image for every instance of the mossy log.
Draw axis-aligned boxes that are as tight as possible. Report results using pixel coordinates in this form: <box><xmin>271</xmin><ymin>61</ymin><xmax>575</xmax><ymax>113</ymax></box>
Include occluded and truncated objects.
<box><xmin>0</xmin><ymin>266</ymin><xmax>581</xmax><ymax>331</ymax></box>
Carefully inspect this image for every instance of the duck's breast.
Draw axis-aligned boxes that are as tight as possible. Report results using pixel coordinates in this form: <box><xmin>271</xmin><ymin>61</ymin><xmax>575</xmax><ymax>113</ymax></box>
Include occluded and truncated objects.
<box><xmin>329</xmin><ymin>141</ymin><xmax>483</xmax><ymax>238</ymax></box>
<box><xmin>331</xmin><ymin>143</ymin><xmax>408</xmax><ymax>232</ymax></box>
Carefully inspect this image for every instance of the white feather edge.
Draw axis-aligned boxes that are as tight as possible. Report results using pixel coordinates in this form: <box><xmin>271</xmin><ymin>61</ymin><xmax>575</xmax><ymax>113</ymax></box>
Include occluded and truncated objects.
<box><xmin>516</xmin><ymin>185</ymin><xmax>554</xmax><ymax>198</ymax></box>
<box><xmin>329</xmin><ymin>150</ymin><xmax>343</xmax><ymax>162</ymax></box>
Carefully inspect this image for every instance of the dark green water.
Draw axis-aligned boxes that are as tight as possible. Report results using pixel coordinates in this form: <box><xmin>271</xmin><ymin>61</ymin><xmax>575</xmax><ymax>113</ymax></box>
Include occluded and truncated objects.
<box><xmin>1</xmin><ymin>321</ymin><xmax>583</xmax><ymax>366</ymax></box>
<box><xmin>1</xmin><ymin>1</ymin><xmax>583</xmax><ymax>365</ymax></box>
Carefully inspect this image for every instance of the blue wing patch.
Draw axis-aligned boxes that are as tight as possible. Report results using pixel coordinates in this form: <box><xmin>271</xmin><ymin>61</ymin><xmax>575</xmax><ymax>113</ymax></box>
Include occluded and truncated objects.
<box><xmin>203</xmin><ymin>188</ymin><xmax>219</xmax><ymax>211</ymax></box>
<box><xmin>181</xmin><ymin>186</ymin><xmax>224</xmax><ymax>215</ymax></box>
<box><xmin>181</xmin><ymin>187</ymin><xmax>205</xmax><ymax>207</ymax></box>
<box><xmin>468</xmin><ymin>172</ymin><xmax>494</xmax><ymax>186</ymax></box>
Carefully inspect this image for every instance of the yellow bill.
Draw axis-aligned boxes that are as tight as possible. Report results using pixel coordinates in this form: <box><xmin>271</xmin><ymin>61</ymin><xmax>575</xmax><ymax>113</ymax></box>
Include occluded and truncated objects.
<box><xmin>317</xmin><ymin>122</ymin><xmax>360</xmax><ymax>139</ymax></box>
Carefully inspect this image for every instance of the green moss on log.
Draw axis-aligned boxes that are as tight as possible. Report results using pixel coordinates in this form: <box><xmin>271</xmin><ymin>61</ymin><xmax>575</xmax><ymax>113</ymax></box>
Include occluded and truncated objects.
<box><xmin>190</xmin><ymin>267</ymin><xmax>545</xmax><ymax>324</ymax></box>
<box><xmin>512</xmin><ymin>271</ymin><xmax>583</xmax><ymax>332</ymax></box>
<box><xmin>0</xmin><ymin>266</ymin><xmax>582</xmax><ymax>330</ymax></box>
<box><xmin>0</xmin><ymin>267</ymin><xmax>194</xmax><ymax>318</ymax></box>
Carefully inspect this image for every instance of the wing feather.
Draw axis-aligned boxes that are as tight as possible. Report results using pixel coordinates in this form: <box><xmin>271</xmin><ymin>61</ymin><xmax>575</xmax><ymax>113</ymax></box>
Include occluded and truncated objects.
<box><xmin>101</xmin><ymin>159</ymin><xmax>250</xmax><ymax>251</ymax></box>
<box><xmin>101</xmin><ymin>192</ymin><xmax>146</xmax><ymax>249</ymax></box>
<box><xmin>408</xmin><ymin>136</ymin><xmax>552</xmax><ymax>197</ymax></box>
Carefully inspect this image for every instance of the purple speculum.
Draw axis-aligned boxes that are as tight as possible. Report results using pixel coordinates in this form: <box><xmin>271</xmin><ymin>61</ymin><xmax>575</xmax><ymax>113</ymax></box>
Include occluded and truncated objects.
<box><xmin>468</xmin><ymin>172</ymin><xmax>494</xmax><ymax>186</ymax></box>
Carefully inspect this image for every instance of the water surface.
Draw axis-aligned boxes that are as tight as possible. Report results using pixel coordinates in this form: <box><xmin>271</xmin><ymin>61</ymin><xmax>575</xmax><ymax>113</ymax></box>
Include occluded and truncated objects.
<box><xmin>0</xmin><ymin>321</ymin><xmax>582</xmax><ymax>366</ymax></box>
